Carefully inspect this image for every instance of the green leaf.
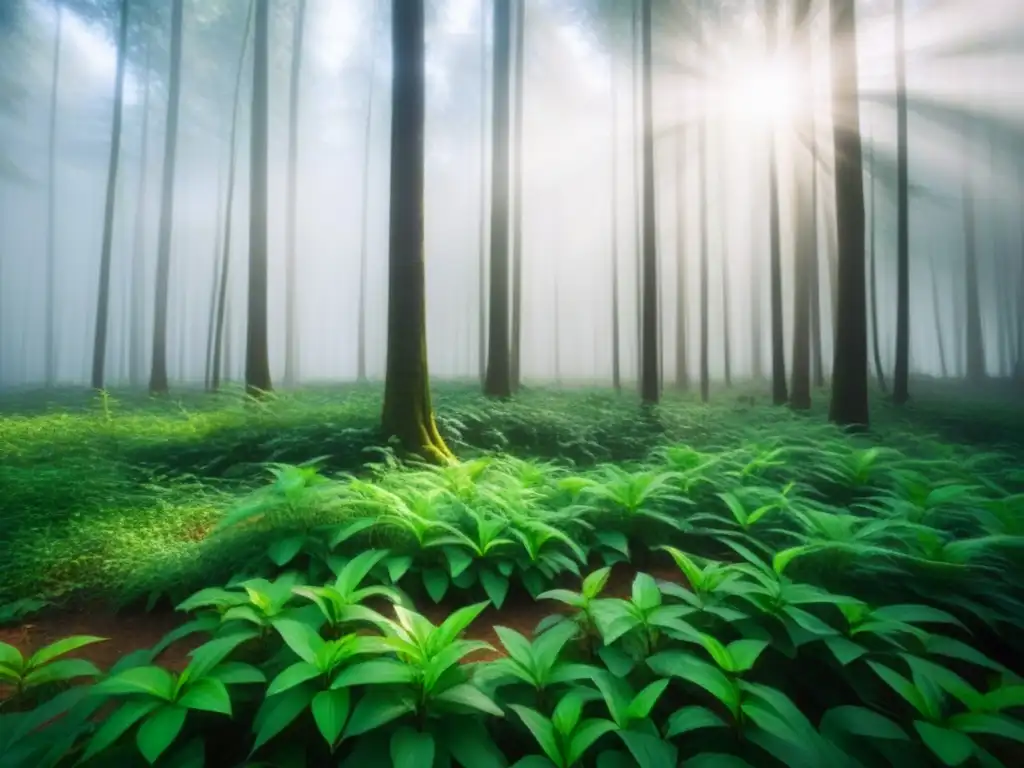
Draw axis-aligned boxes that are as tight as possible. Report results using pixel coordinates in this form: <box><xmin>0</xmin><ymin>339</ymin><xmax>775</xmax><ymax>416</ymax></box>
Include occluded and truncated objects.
<box><xmin>331</xmin><ymin>659</ymin><xmax>416</xmax><ymax>688</ymax></box>
<box><xmin>914</xmin><ymin>720</ymin><xmax>976</xmax><ymax>766</ymax></box>
<box><xmin>510</xmin><ymin>758</ymin><xmax>557</xmax><ymax>768</ymax></box>
<box><xmin>0</xmin><ymin>641</ymin><xmax>22</xmax><ymax>672</ymax></box>
<box><xmin>626</xmin><ymin>679</ymin><xmax>670</xmax><ymax>722</ymax></box>
<box><xmin>386</xmin><ymin>555</ymin><xmax>414</xmax><ymax>583</ymax></box>
<box><xmin>22</xmin><ymin>658</ymin><xmax>100</xmax><ymax>687</ymax></box>
<box><xmin>178</xmin><ymin>677</ymin><xmax>232</xmax><ymax>715</ymax></box>
<box><xmin>582</xmin><ymin>566</ymin><xmax>613</xmax><ymax>598</ymax></box>
<box><xmin>772</xmin><ymin>545</ymin><xmax>818</xmax><ymax>575</ymax></box>
<box><xmin>272</xmin><ymin>618</ymin><xmax>326</xmax><ymax>665</ymax></box>
<box><xmin>252</xmin><ymin>683</ymin><xmax>317</xmax><ymax>753</ymax></box>
<box><xmin>423</xmin><ymin>568</ymin><xmax>451</xmax><ymax>603</ymax></box>
<box><xmin>726</xmin><ymin>639</ymin><xmax>769</xmax><ymax>673</ymax></box>
<box><xmin>268</xmin><ymin>661</ymin><xmax>322</xmax><ymax>696</ymax></box>
<box><xmin>207</xmin><ymin>661</ymin><xmax>266</xmax><ymax>685</ymax></box>
<box><xmin>664</xmin><ymin>705</ymin><xmax>727</xmax><ymax>738</ymax></box>
<box><xmin>312</xmin><ymin>688</ymin><xmax>351</xmax><ymax>747</ymax></box>
<box><xmin>978</xmin><ymin>685</ymin><xmax>1024</xmax><ymax>712</ymax></box>
<box><xmin>343</xmin><ymin>690</ymin><xmax>416</xmax><ymax>739</ymax></box>
<box><xmin>329</xmin><ymin>517</ymin><xmax>377</xmax><ymax>548</ymax></box>
<box><xmin>185</xmin><ymin>630</ymin><xmax>258</xmax><ymax>681</ymax></box>
<box><xmin>947</xmin><ymin>712</ymin><xmax>1024</xmax><ymax>743</ymax></box>
<box><xmin>631</xmin><ymin>573</ymin><xmax>661</xmax><ymax>612</ymax></box>
<box><xmin>685</xmin><ymin>754</ymin><xmax>756</xmax><ymax>767</ymax></box>
<box><xmin>443</xmin><ymin>547</ymin><xmax>474</xmax><ymax>579</ymax></box>
<box><xmin>509</xmin><ymin>705</ymin><xmax>562</xmax><ymax>766</ymax></box>
<box><xmin>867</xmin><ymin>661</ymin><xmax>929</xmax><ymax>717</ymax></box>
<box><xmin>648</xmin><ymin>652</ymin><xmax>739</xmax><ymax>716</ymax></box>
<box><xmin>823</xmin><ymin>636</ymin><xmax>868</xmax><ymax>666</ymax></box>
<box><xmin>391</xmin><ymin>727</ymin><xmax>436</xmax><ymax>768</ymax></box>
<box><xmin>136</xmin><ymin>704</ymin><xmax>188</xmax><ymax>764</ymax></box>
<box><xmin>267</xmin><ymin>536</ymin><xmax>305</xmax><ymax>567</ymax></box>
<box><xmin>435</xmin><ymin>683</ymin><xmax>505</xmax><ymax>716</ymax></box>
<box><xmin>481</xmin><ymin>568</ymin><xmax>511</xmax><ymax>609</ymax></box>
<box><xmin>96</xmin><ymin>665</ymin><xmax>177</xmax><ymax>700</ymax></box>
<box><xmin>819</xmin><ymin>706</ymin><xmax>909</xmax><ymax>741</ymax></box>
<box><xmin>82</xmin><ymin>700</ymin><xmax>162</xmax><ymax>762</ymax></box>
<box><xmin>552</xmin><ymin>692</ymin><xmax>583</xmax><ymax>736</ymax></box>
<box><xmin>444</xmin><ymin>718</ymin><xmax>507</xmax><ymax>768</ymax></box>
<box><xmin>872</xmin><ymin>604</ymin><xmax>966</xmax><ymax>630</ymax></box>
<box><xmin>616</xmin><ymin>730</ymin><xmax>677</xmax><ymax>768</ymax></box>
<box><xmin>567</xmin><ymin>719</ymin><xmax>617</xmax><ymax>766</ymax></box>
<box><xmin>26</xmin><ymin>635</ymin><xmax>105</xmax><ymax>668</ymax></box>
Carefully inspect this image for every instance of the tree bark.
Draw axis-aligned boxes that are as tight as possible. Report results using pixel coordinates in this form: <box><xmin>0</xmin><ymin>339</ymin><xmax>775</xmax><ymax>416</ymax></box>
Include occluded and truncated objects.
<box><xmin>210</xmin><ymin>2</ymin><xmax>254</xmax><ymax>393</ymax></box>
<box><xmin>929</xmin><ymin>251</ymin><xmax>948</xmax><ymax>378</ymax></box>
<box><xmin>809</xmin><ymin>129</ymin><xmax>824</xmax><ymax>388</ymax></box>
<box><xmin>609</xmin><ymin>9</ymin><xmax>622</xmax><ymax>392</ymax></box>
<box><xmin>478</xmin><ymin>0</ymin><xmax>488</xmax><ymax>384</ymax></box>
<box><xmin>130</xmin><ymin>38</ymin><xmax>153</xmax><ymax>388</ymax></box>
<box><xmin>148</xmin><ymin>0</ymin><xmax>185</xmax><ymax>395</ymax></box>
<box><xmin>827</xmin><ymin>0</ymin><xmax>870</xmax><ymax>428</ymax></box>
<box><xmin>245</xmin><ymin>0</ymin><xmax>273</xmax><ymax>396</ymax></box>
<box><xmin>867</xmin><ymin>128</ymin><xmax>888</xmax><ymax>392</ymax></box>
<box><xmin>962</xmin><ymin>133</ymin><xmax>985</xmax><ymax>385</ymax></box>
<box><xmin>510</xmin><ymin>0</ymin><xmax>525</xmax><ymax>391</ymax></box>
<box><xmin>283</xmin><ymin>0</ymin><xmax>307</xmax><ymax>387</ymax></box>
<box><xmin>381</xmin><ymin>0</ymin><xmax>453</xmax><ymax>463</ymax></box>
<box><xmin>766</xmin><ymin>0</ymin><xmax>787</xmax><ymax>406</ymax></box>
<box><xmin>484</xmin><ymin>0</ymin><xmax>512</xmax><ymax>398</ymax></box>
<box><xmin>675</xmin><ymin>100</ymin><xmax>688</xmax><ymax>391</ymax></box>
<box><xmin>892</xmin><ymin>0</ymin><xmax>910</xmax><ymax>404</ymax></box>
<box><xmin>357</xmin><ymin>0</ymin><xmax>381</xmax><ymax>383</ymax></box>
<box><xmin>638</xmin><ymin>0</ymin><xmax>658</xmax><ymax>405</ymax></box>
<box><xmin>45</xmin><ymin>4</ymin><xmax>63</xmax><ymax>387</ymax></box>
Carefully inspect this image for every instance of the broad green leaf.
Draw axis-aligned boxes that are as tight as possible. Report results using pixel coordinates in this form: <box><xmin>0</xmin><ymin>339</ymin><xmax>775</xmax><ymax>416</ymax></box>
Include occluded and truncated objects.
<box><xmin>947</xmin><ymin>712</ymin><xmax>1024</xmax><ymax>743</ymax></box>
<box><xmin>686</xmin><ymin>754</ymin><xmax>756</xmax><ymax>767</ymax></box>
<box><xmin>631</xmin><ymin>573</ymin><xmax>661</xmax><ymax>612</ymax></box>
<box><xmin>867</xmin><ymin>662</ymin><xmax>930</xmax><ymax>716</ymax></box>
<box><xmin>567</xmin><ymin>719</ymin><xmax>617</xmax><ymax>767</ymax></box>
<box><xmin>312</xmin><ymin>688</ymin><xmax>351</xmax><ymax>747</ymax></box>
<box><xmin>481</xmin><ymin>568</ymin><xmax>511</xmax><ymax>609</ymax></box>
<box><xmin>914</xmin><ymin>721</ymin><xmax>976</xmax><ymax>766</ymax></box>
<box><xmin>726</xmin><ymin>639</ymin><xmax>769</xmax><ymax>673</ymax></box>
<box><xmin>0</xmin><ymin>642</ymin><xmax>22</xmax><ymax>672</ymax></box>
<box><xmin>436</xmin><ymin>683</ymin><xmax>505</xmax><ymax>716</ymax></box>
<box><xmin>185</xmin><ymin>630</ymin><xmax>258</xmax><ymax>681</ymax></box>
<box><xmin>552</xmin><ymin>692</ymin><xmax>583</xmax><ymax>735</ymax></box>
<box><xmin>96</xmin><ymin>665</ymin><xmax>177</xmax><ymax>700</ymax></box>
<box><xmin>509</xmin><ymin>705</ymin><xmax>561</xmax><ymax>766</ymax></box>
<box><xmin>178</xmin><ymin>677</ymin><xmax>232</xmax><ymax>715</ymax></box>
<box><xmin>82</xmin><ymin>700</ymin><xmax>162</xmax><ymax>762</ymax></box>
<box><xmin>343</xmin><ymin>690</ymin><xmax>416</xmax><ymax>739</ymax></box>
<box><xmin>267</xmin><ymin>536</ymin><xmax>305</xmax><ymax>567</ymax></box>
<box><xmin>626</xmin><ymin>679</ymin><xmax>670</xmax><ymax>722</ymax></box>
<box><xmin>443</xmin><ymin>547</ymin><xmax>474</xmax><ymax>579</ymax></box>
<box><xmin>648</xmin><ymin>652</ymin><xmax>739</xmax><ymax>716</ymax></box>
<box><xmin>391</xmin><ymin>727</ymin><xmax>436</xmax><ymax>768</ymax></box>
<box><xmin>272</xmin><ymin>619</ymin><xmax>326</xmax><ymax>666</ymax></box>
<box><xmin>423</xmin><ymin>568</ymin><xmax>450</xmax><ymax>603</ymax></box>
<box><xmin>207</xmin><ymin>661</ymin><xmax>266</xmax><ymax>685</ymax></box>
<box><xmin>819</xmin><ymin>706</ymin><xmax>909</xmax><ymax>741</ymax></box>
<box><xmin>582</xmin><ymin>566</ymin><xmax>613</xmax><ymax>598</ymax></box>
<box><xmin>872</xmin><ymin>604</ymin><xmax>966</xmax><ymax>630</ymax></box>
<box><xmin>386</xmin><ymin>555</ymin><xmax>414</xmax><ymax>583</ymax></box>
<box><xmin>136</xmin><ymin>704</ymin><xmax>188</xmax><ymax>764</ymax></box>
<box><xmin>823</xmin><ymin>636</ymin><xmax>868</xmax><ymax>666</ymax></box>
<box><xmin>698</xmin><ymin>634</ymin><xmax>734</xmax><ymax>672</ymax></box>
<box><xmin>268</xmin><ymin>662</ymin><xmax>322</xmax><ymax>696</ymax></box>
<box><xmin>22</xmin><ymin>658</ymin><xmax>100</xmax><ymax>687</ymax></box>
<box><xmin>978</xmin><ymin>685</ymin><xmax>1024</xmax><ymax>712</ymax></box>
<box><xmin>26</xmin><ymin>635</ymin><xmax>105</xmax><ymax>668</ymax></box>
<box><xmin>432</xmin><ymin>602</ymin><xmax>491</xmax><ymax>652</ymax></box>
<box><xmin>444</xmin><ymin>718</ymin><xmax>507</xmax><ymax>768</ymax></box>
<box><xmin>664</xmin><ymin>705</ymin><xmax>727</xmax><ymax>738</ymax></box>
<box><xmin>616</xmin><ymin>730</ymin><xmax>677</xmax><ymax>768</ymax></box>
<box><xmin>251</xmin><ymin>683</ymin><xmax>317</xmax><ymax>753</ymax></box>
<box><xmin>331</xmin><ymin>659</ymin><xmax>416</xmax><ymax>688</ymax></box>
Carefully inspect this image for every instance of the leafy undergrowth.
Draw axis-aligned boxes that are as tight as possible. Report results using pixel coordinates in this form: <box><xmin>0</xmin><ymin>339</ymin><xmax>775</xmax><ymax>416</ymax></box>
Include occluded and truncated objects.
<box><xmin>1</xmin><ymin>381</ymin><xmax>1024</xmax><ymax>766</ymax></box>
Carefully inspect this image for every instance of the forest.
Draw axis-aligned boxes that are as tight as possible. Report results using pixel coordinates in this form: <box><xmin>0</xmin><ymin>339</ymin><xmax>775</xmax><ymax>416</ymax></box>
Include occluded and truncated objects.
<box><xmin>0</xmin><ymin>0</ymin><xmax>1023</xmax><ymax>766</ymax></box>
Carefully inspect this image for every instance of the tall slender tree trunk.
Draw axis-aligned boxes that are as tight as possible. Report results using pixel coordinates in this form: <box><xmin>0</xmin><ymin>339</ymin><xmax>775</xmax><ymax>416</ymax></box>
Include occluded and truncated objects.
<box><xmin>675</xmin><ymin>105</ymin><xmax>688</xmax><ymax>390</ymax></box>
<box><xmin>867</xmin><ymin>129</ymin><xmax>887</xmax><ymax>392</ymax></box>
<box><xmin>148</xmin><ymin>0</ymin><xmax>185</xmax><ymax>395</ymax></box>
<box><xmin>130</xmin><ymin>39</ymin><xmax>153</xmax><ymax>388</ymax></box>
<box><xmin>245</xmin><ymin>0</ymin><xmax>273</xmax><ymax>396</ymax></box>
<box><xmin>357</xmin><ymin>0</ymin><xmax>381</xmax><ymax>383</ymax></box>
<box><xmin>283</xmin><ymin>0</ymin><xmax>307</xmax><ymax>387</ymax></box>
<box><xmin>509</xmin><ymin>0</ymin><xmax>525</xmax><ymax>390</ymax></box>
<box><xmin>766</xmin><ymin>0</ymin><xmax>787</xmax><ymax>406</ymax></box>
<box><xmin>827</xmin><ymin>0</ymin><xmax>870</xmax><ymax>428</ymax></box>
<box><xmin>484</xmin><ymin>0</ymin><xmax>512</xmax><ymax>398</ymax></box>
<box><xmin>717</xmin><ymin>137</ymin><xmax>732</xmax><ymax>389</ymax></box>
<box><xmin>90</xmin><ymin>0</ymin><xmax>130</xmax><ymax>390</ymax></box>
<box><xmin>638</xmin><ymin>0</ymin><xmax>658</xmax><ymax>405</ymax></box>
<box><xmin>609</xmin><ymin>15</ymin><xmax>622</xmax><ymax>392</ymax></box>
<box><xmin>963</xmin><ymin>135</ymin><xmax>985</xmax><ymax>385</ymax></box>
<box><xmin>554</xmin><ymin>263</ymin><xmax>562</xmax><ymax>385</ymax></box>
<box><xmin>478</xmin><ymin>0</ymin><xmax>488</xmax><ymax>383</ymax></box>
<box><xmin>750</xmin><ymin>197</ymin><xmax>764</xmax><ymax>381</ymax></box>
<box><xmin>930</xmin><ymin>252</ymin><xmax>948</xmax><ymax>378</ymax></box>
<box><xmin>789</xmin><ymin>0</ymin><xmax>813</xmax><ymax>410</ymax></box>
<box><xmin>45</xmin><ymin>4</ymin><xmax>63</xmax><ymax>387</ymax></box>
<box><xmin>809</xmin><ymin>129</ymin><xmax>824</xmax><ymax>387</ymax></box>
<box><xmin>699</xmin><ymin>110</ymin><xmax>710</xmax><ymax>402</ymax></box>
<box><xmin>204</xmin><ymin>168</ymin><xmax>225</xmax><ymax>389</ymax></box>
<box><xmin>381</xmin><ymin>0</ymin><xmax>453</xmax><ymax>463</ymax></box>
<box><xmin>892</xmin><ymin>0</ymin><xmax>910</xmax><ymax>404</ymax></box>
<box><xmin>210</xmin><ymin>3</ymin><xmax>254</xmax><ymax>393</ymax></box>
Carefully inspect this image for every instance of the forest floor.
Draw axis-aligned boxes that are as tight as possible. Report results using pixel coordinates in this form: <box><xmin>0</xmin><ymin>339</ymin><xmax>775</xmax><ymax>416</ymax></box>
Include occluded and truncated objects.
<box><xmin>1</xmin><ymin>379</ymin><xmax>1022</xmax><ymax>676</ymax></box>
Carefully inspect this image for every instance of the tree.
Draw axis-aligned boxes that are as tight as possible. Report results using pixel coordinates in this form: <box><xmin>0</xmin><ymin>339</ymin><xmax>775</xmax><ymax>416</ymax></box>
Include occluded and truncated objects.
<box><xmin>130</xmin><ymin>35</ymin><xmax>154</xmax><ymax>388</ymax></box>
<box><xmin>638</xmin><ymin>0</ymin><xmax>658</xmax><ymax>405</ymax></box>
<box><xmin>766</xmin><ymin>0</ymin><xmax>787</xmax><ymax>406</ymax></box>
<box><xmin>209</xmin><ymin>1</ymin><xmax>253</xmax><ymax>393</ymax></box>
<box><xmin>90</xmin><ymin>0</ymin><xmax>130</xmax><ymax>391</ymax></box>
<box><xmin>827</xmin><ymin>0</ymin><xmax>870</xmax><ymax>428</ymax></box>
<box><xmin>510</xmin><ymin>0</ymin><xmax>525</xmax><ymax>390</ymax></box>
<box><xmin>147</xmin><ymin>0</ymin><xmax>185</xmax><ymax>395</ymax></box>
<box><xmin>609</xmin><ymin>5</ymin><xmax>622</xmax><ymax>392</ymax></box>
<box><xmin>356</xmin><ymin>0</ymin><xmax>381</xmax><ymax>383</ymax></box>
<box><xmin>282</xmin><ymin>0</ymin><xmax>307</xmax><ymax>387</ymax></box>
<box><xmin>962</xmin><ymin>134</ymin><xmax>985</xmax><ymax>385</ymax></box>
<box><xmin>674</xmin><ymin>94</ymin><xmax>687</xmax><ymax>391</ymax></box>
<box><xmin>891</xmin><ymin>0</ymin><xmax>910</xmax><ymax>404</ymax></box>
<box><xmin>867</xmin><ymin>131</ymin><xmax>887</xmax><ymax>392</ymax></box>
<box><xmin>477</xmin><ymin>0</ymin><xmax>488</xmax><ymax>383</ymax></box>
<box><xmin>45</xmin><ymin>2</ymin><xmax>63</xmax><ymax>387</ymax></box>
<box><xmin>381</xmin><ymin>0</ymin><xmax>453</xmax><ymax>463</ymax></box>
<box><xmin>245</xmin><ymin>0</ymin><xmax>272</xmax><ymax>396</ymax></box>
<box><xmin>484</xmin><ymin>0</ymin><xmax>512</xmax><ymax>399</ymax></box>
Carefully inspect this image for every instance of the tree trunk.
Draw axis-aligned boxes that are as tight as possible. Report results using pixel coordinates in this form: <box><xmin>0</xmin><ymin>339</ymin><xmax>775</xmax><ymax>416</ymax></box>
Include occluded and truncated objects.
<box><xmin>750</xmin><ymin>197</ymin><xmax>764</xmax><ymax>381</ymax></box>
<box><xmin>675</xmin><ymin>102</ymin><xmax>688</xmax><ymax>391</ymax></box>
<box><xmin>357</xmin><ymin>0</ymin><xmax>381</xmax><ymax>383</ymax></box>
<box><xmin>809</xmin><ymin>130</ymin><xmax>824</xmax><ymax>388</ymax></box>
<box><xmin>484</xmin><ymin>0</ymin><xmax>512</xmax><ymax>398</ymax></box>
<box><xmin>789</xmin><ymin>0</ymin><xmax>813</xmax><ymax>410</ymax></box>
<box><xmin>283</xmin><ymin>0</ymin><xmax>307</xmax><ymax>387</ymax></box>
<box><xmin>210</xmin><ymin>3</ymin><xmax>253</xmax><ymax>393</ymax></box>
<box><xmin>718</xmin><ymin>136</ymin><xmax>732</xmax><ymax>389</ymax></box>
<box><xmin>930</xmin><ymin>251</ymin><xmax>948</xmax><ymax>378</ymax></box>
<box><xmin>90</xmin><ymin>0</ymin><xmax>130</xmax><ymax>390</ymax></box>
<box><xmin>892</xmin><ymin>0</ymin><xmax>910</xmax><ymax>404</ymax></box>
<box><xmin>766</xmin><ymin>0</ymin><xmax>787</xmax><ymax>406</ymax></box>
<box><xmin>699</xmin><ymin>115</ymin><xmax>709</xmax><ymax>403</ymax></box>
<box><xmin>245</xmin><ymin>0</ymin><xmax>273</xmax><ymax>396</ymax></box>
<box><xmin>632</xmin><ymin>0</ymin><xmax>642</xmax><ymax>383</ymax></box>
<box><xmin>827</xmin><ymin>0</ymin><xmax>870</xmax><ymax>428</ymax></box>
<box><xmin>381</xmin><ymin>0</ymin><xmax>453</xmax><ymax>463</ymax></box>
<box><xmin>45</xmin><ymin>5</ymin><xmax>63</xmax><ymax>387</ymax></box>
<box><xmin>478</xmin><ymin>0</ymin><xmax>488</xmax><ymax>384</ymax></box>
<box><xmin>148</xmin><ymin>0</ymin><xmax>184</xmax><ymax>395</ymax></box>
<box><xmin>867</xmin><ymin>129</ymin><xmax>887</xmax><ymax>392</ymax></box>
<box><xmin>510</xmin><ymin>0</ymin><xmax>525</xmax><ymax>391</ymax></box>
<box><xmin>638</xmin><ymin>0</ymin><xmax>658</xmax><ymax>405</ymax></box>
<box><xmin>609</xmin><ymin>10</ymin><xmax>622</xmax><ymax>392</ymax></box>
<box><xmin>205</xmin><ymin>167</ymin><xmax>225</xmax><ymax>390</ymax></box>
<box><xmin>130</xmin><ymin>38</ymin><xmax>153</xmax><ymax>388</ymax></box>
<box><xmin>963</xmin><ymin>135</ymin><xmax>985</xmax><ymax>385</ymax></box>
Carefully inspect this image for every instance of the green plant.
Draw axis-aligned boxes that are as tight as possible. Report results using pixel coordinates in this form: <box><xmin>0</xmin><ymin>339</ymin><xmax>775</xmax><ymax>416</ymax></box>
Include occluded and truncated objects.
<box><xmin>0</xmin><ymin>636</ymin><xmax>105</xmax><ymax>706</ymax></box>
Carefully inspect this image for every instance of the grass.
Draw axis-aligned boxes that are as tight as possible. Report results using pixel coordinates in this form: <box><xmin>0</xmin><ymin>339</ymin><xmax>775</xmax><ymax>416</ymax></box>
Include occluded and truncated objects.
<box><xmin>2</xmin><ymin>380</ymin><xmax>1024</xmax><ymax>766</ymax></box>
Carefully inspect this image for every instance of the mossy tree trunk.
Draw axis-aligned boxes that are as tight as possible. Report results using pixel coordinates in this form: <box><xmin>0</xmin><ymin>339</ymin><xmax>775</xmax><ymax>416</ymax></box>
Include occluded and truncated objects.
<box><xmin>245</xmin><ymin>0</ymin><xmax>273</xmax><ymax>397</ymax></box>
<box><xmin>827</xmin><ymin>0</ymin><xmax>870</xmax><ymax>428</ymax></box>
<box><xmin>381</xmin><ymin>0</ymin><xmax>454</xmax><ymax>465</ymax></box>
<box><xmin>90</xmin><ymin>0</ymin><xmax>129</xmax><ymax>391</ymax></box>
<box><xmin>484</xmin><ymin>0</ymin><xmax>512</xmax><ymax>398</ymax></box>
